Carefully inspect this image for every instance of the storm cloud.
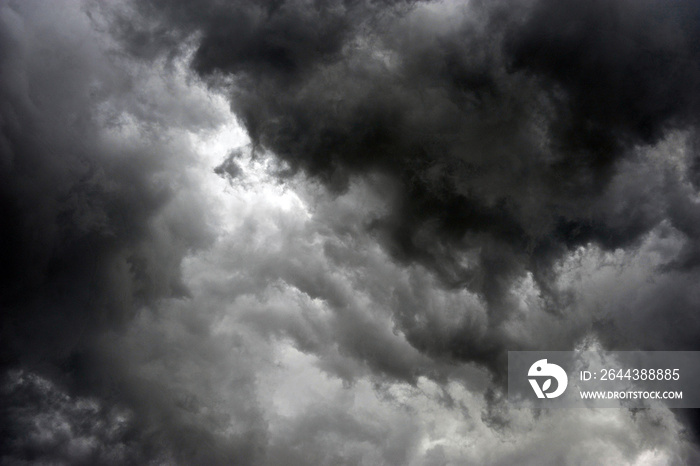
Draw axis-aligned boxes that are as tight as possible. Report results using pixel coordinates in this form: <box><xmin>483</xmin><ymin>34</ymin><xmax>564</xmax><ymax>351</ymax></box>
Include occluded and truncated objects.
<box><xmin>119</xmin><ymin>0</ymin><xmax>700</xmax><ymax>362</ymax></box>
<box><xmin>3</xmin><ymin>0</ymin><xmax>700</xmax><ymax>464</ymax></box>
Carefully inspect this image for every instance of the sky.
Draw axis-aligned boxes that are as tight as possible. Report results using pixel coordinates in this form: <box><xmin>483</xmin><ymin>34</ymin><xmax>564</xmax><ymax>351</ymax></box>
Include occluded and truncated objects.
<box><xmin>1</xmin><ymin>0</ymin><xmax>700</xmax><ymax>464</ymax></box>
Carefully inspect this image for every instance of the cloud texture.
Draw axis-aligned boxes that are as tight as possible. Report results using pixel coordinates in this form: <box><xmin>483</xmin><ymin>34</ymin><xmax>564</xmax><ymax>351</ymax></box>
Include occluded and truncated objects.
<box><xmin>117</xmin><ymin>0</ymin><xmax>700</xmax><ymax>369</ymax></box>
<box><xmin>2</xmin><ymin>0</ymin><xmax>700</xmax><ymax>464</ymax></box>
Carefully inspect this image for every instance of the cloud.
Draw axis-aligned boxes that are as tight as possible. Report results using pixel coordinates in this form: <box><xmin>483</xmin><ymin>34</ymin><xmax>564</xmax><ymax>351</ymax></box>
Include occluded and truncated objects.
<box><xmin>117</xmin><ymin>0</ymin><xmax>700</xmax><ymax>346</ymax></box>
<box><xmin>111</xmin><ymin>0</ymin><xmax>700</xmax><ymax>457</ymax></box>
<box><xmin>4</xmin><ymin>0</ymin><xmax>700</xmax><ymax>463</ymax></box>
<box><xmin>0</xmin><ymin>0</ymin><xmax>240</xmax><ymax>462</ymax></box>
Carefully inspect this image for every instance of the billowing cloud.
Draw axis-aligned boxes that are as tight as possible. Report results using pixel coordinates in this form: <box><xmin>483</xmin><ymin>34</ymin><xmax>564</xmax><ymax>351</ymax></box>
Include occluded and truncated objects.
<box><xmin>0</xmin><ymin>0</ymin><xmax>236</xmax><ymax>462</ymax></box>
<box><xmin>111</xmin><ymin>0</ymin><xmax>700</xmax><ymax>370</ymax></box>
<box><xmin>3</xmin><ymin>0</ymin><xmax>700</xmax><ymax>464</ymax></box>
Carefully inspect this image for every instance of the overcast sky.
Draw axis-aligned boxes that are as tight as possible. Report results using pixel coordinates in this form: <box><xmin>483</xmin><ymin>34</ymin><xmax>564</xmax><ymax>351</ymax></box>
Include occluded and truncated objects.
<box><xmin>2</xmin><ymin>0</ymin><xmax>700</xmax><ymax>464</ymax></box>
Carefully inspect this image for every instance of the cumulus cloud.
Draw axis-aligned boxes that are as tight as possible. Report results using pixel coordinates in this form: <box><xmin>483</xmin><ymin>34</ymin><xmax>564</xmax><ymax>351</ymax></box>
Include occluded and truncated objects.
<box><xmin>4</xmin><ymin>0</ymin><xmax>700</xmax><ymax>464</ymax></box>
<box><xmin>117</xmin><ymin>0</ymin><xmax>700</xmax><ymax>357</ymax></box>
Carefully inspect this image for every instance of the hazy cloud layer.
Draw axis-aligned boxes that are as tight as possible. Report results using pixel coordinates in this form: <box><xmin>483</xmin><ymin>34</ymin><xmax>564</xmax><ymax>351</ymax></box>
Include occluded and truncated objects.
<box><xmin>3</xmin><ymin>0</ymin><xmax>700</xmax><ymax>464</ymax></box>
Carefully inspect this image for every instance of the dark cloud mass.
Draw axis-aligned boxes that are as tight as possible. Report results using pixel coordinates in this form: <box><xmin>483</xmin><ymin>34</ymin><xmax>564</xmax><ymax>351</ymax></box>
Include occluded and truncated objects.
<box><xmin>0</xmin><ymin>1</ymin><xmax>228</xmax><ymax>462</ymax></box>
<box><xmin>4</xmin><ymin>0</ymin><xmax>700</xmax><ymax>463</ymax></box>
<box><xmin>0</xmin><ymin>0</ymin><xmax>212</xmax><ymax>365</ymax></box>
<box><xmin>126</xmin><ymin>0</ymin><xmax>700</xmax><ymax>357</ymax></box>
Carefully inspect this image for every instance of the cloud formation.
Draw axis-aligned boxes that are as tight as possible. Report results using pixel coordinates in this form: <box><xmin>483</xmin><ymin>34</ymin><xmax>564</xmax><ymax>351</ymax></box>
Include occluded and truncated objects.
<box><xmin>3</xmin><ymin>0</ymin><xmax>700</xmax><ymax>464</ymax></box>
<box><xmin>119</xmin><ymin>0</ymin><xmax>700</xmax><ymax>365</ymax></box>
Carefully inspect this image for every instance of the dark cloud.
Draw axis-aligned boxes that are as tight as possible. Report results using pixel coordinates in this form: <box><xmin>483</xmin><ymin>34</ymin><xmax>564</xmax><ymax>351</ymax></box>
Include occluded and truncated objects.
<box><xmin>0</xmin><ymin>1</ymin><xmax>210</xmax><ymax>367</ymax></box>
<box><xmin>5</xmin><ymin>0</ymin><xmax>700</xmax><ymax>463</ymax></box>
<box><xmin>507</xmin><ymin>0</ymin><xmax>700</xmax><ymax>144</ymax></box>
<box><xmin>0</xmin><ymin>1</ymin><xmax>239</xmax><ymax>463</ymax></box>
<box><xmin>0</xmin><ymin>370</ymin><xmax>145</xmax><ymax>465</ymax></box>
<box><xmin>115</xmin><ymin>0</ymin><xmax>700</xmax><ymax>449</ymax></box>
<box><xmin>119</xmin><ymin>0</ymin><xmax>700</xmax><ymax>371</ymax></box>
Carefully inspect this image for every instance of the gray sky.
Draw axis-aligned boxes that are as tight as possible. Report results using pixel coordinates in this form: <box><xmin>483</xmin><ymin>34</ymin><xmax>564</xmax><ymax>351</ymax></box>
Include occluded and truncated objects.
<box><xmin>2</xmin><ymin>0</ymin><xmax>700</xmax><ymax>464</ymax></box>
